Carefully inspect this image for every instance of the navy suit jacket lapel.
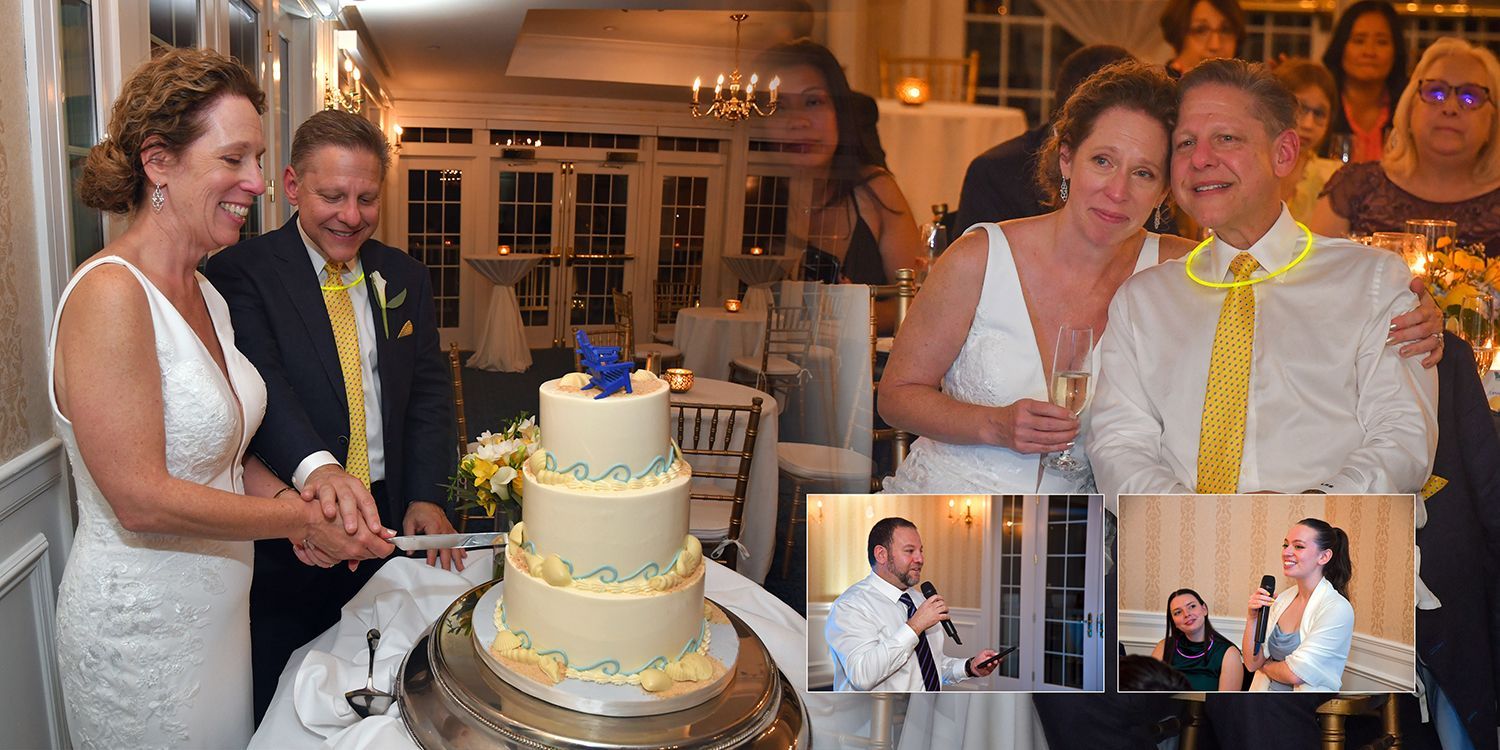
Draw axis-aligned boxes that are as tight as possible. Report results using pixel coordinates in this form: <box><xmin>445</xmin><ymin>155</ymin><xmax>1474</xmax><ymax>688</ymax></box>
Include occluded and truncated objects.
<box><xmin>272</xmin><ymin>216</ymin><xmax>345</xmax><ymax>400</ymax></box>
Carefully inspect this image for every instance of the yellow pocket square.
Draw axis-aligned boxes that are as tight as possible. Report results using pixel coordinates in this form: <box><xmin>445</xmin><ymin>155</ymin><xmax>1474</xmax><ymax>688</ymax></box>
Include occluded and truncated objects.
<box><xmin>397</xmin><ymin>320</ymin><xmax>414</xmax><ymax>338</ymax></box>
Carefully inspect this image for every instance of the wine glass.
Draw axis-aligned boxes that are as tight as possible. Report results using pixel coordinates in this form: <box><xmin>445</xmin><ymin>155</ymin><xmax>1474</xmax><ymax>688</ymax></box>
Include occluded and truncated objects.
<box><xmin>1044</xmin><ymin>326</ymin><xmax>1094</xmax><ymax>474</ymax></box>
<box><xmin>1459</xmin><ymin>293</ymin><xmax>1498</xmax><ymax>377</ymax></box>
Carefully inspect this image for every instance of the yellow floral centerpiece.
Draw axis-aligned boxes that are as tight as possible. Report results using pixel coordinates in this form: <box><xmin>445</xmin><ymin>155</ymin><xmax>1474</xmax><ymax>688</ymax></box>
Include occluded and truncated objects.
<box><xmin>1414</xmin><ymin>243</ymin><xmax>1500</xmax><ymax>374</ymax></box>
<box><xmin>447</xmin><ymin>414</ymin><xmax>540</xmax><ymax>576</ymax></box>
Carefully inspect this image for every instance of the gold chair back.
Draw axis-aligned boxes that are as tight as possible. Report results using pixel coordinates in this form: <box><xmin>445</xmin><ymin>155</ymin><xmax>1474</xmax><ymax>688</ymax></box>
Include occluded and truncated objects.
<box><xmin>877</xmin><ymin>50</ymin><xmax>980</xmax><ymax>103</ymax></box>
<box><xmin>672</xmin><ymin>396</ymin><xmax>764</xmax><ymax>572</ymax></box>
<box><xmin>871</xmin><ymin>268</ymin><xmax>918</xmax><ymax>467</ymax></box>
<box><xmin>447</xmin><ymin>342</ymin><xmax>468</xmax><ymax>459</ymax></box>
<box><xmin>654</xmin><ymin>278</ymin><xmax>700</xmax><ymax>328</ymax></box>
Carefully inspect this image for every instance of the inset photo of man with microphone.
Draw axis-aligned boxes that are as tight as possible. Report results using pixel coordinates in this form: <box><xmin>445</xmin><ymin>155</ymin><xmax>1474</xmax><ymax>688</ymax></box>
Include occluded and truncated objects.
<box><xmin>806</xmin><ymin>494</ymin><xmax>1109</xmax><ymax>693</ymax></box>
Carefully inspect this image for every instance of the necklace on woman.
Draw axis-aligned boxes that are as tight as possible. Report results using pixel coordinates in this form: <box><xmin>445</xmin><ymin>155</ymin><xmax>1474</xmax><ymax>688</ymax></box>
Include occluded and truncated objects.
<box><xmin>1175</xmin><ymin>634</ymin><xmax>1214</xmax><ymax>661</ymax></box>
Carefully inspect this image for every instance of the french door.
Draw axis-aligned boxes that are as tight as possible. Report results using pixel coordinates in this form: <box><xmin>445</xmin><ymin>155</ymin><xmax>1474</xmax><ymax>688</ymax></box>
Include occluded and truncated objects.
<box><xmin>495</xmin><ymin>159</ymin><xmax>643</xmax><ymax>348</ymax></box>
<box><xmin>989</xmin><ymin>494</ymin><xmax>1105</xmax><ymax>691</ymax></box>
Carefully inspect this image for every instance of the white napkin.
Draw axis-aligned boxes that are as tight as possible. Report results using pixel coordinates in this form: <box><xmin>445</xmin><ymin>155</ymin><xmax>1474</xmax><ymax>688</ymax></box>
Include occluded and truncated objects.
<box><xmin>292</xmin><ymin>556</ymin><xmax>490</xmax><ymax>738</ymax></box>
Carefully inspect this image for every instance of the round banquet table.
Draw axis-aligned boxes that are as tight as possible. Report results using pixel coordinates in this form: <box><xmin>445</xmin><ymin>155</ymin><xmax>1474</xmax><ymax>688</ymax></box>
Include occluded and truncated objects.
<box><xmin>875</xmin><ymin>99</ymin><xmax>1028</xmax><ymax>222</ymax></box>
<box><xmin>249</xmin><ymin>555</ymin><xmax>811</xmax><ymax>750</ymax></box>
<box><xmin>722</xmin><ymin>254</ymin><xmax>794</xmax><ymax>311</ymax></box>
<box><xmin>463</xmin><ymin>253</ymin><xmax>546</xmax><ymax>372</ymax></box>
<box><xmin>671</xmin><ymin>377</ymin><xmax>779</xmax><ymax>584</ymax></box>
<box><xmin>673</xmin><ymin>307</ymin><xmax>766</xmax><ymax>381</ymax></box>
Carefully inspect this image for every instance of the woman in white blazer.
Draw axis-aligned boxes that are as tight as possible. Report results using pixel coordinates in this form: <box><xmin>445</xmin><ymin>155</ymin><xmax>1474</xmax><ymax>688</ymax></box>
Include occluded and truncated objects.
<box><xmin>1242</xmin><ymin>518</ymin><xmax>1355</xmax><ymax>692</ymax></box>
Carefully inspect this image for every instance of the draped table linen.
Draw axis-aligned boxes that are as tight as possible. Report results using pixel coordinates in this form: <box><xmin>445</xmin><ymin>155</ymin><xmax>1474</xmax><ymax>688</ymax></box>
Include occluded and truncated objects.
<box><xmin>250</xmin><ymin>556</ymin><xmax>810</xmax><ymax>750</ymax></box>
<box><xmin>463</xmin><ymin>254</ymin><xmax>545</xmax><ymax>372</ymax></box>
<box><xmin>874</xmin><ymin>100</ymin><xmax>1028</xmax><ymax>222</ymax></box>
<box><xmin>722</xmin><ymin>254</ymin><xmax>795</xmax><ymax>311</ymax></box>
<box><xmin>673</xmin><ymin>307</ymin><xmax>767</xmax><ymax>381</ymax></box>
<box><xmin>671</xmin><ymin>377</ymin><xmax>780</xmax><ymax>584</ymax></box>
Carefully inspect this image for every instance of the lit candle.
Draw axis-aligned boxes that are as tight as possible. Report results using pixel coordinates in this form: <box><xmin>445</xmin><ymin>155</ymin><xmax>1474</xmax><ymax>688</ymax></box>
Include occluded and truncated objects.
<box><xmin>692</xmin><ymin>76</ymin><xmax>701</xmax><ymax>105</ymax></box>
<box><xmin>723</xmin><ymin>299</ymin><xmax>741</xmax><ymax>312</ymax></box>
<box><xmin>498</xmin><ymin>244</ymin><xmax>512</xmax><ymax>255</ymax></box>
<box><xmin>715</xmin><ymin>74</ymin><xmax>724</xmax><ymax>98</ymax></box>
<box><xmin>747</xmin><ymin>73</ymin><xmax>757</xmax><ymax>98</ymax></box>
<box><xmin>664</xmin><ymin>368</ymin><xmax>695</xmax><ymax>393</ymax></box>
<box><xmin>749</xmin><ymin>246</ymin><xmax>764</xmax><ymax>256</ymax></box>
<box><xmin>769</xmin><ymin>76</ymin><xmax>780</xmax><ymax>103</ymax></box>
<box><xmin>351</xmin><ymin>67</ymin><xmax>361</xmax><ymax>82</ymax></box>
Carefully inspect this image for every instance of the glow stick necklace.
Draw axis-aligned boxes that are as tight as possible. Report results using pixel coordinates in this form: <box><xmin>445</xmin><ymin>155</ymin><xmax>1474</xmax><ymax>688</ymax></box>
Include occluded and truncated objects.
<box><xmin>1184</xmin><ymin>221</ymin><xmax>1315</xmax><ymax>289</ymax></box>
<box><xmin>321</xmin><ymin>271</ymin><xmax>366</xmax><ymax>292</ymax></box>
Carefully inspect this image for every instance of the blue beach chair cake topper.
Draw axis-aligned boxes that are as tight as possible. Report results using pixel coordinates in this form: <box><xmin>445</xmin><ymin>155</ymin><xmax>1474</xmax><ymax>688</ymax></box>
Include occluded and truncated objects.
<box><xmin>574</xmin><ymin>330</ymin><xmax>636</xmax><ymax>399</ymax></box>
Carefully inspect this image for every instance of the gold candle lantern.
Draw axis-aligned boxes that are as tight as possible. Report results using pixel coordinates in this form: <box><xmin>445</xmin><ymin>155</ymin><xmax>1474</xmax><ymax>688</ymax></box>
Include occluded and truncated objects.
<box><xmin>724</xmin><ymin>299</ymin><xmax>742</xmax><ymax>312</ymax></box>
<box><xmin>749</xmin><ymin>246</ymin><xmax>765</xmax><ymax>256</ymax></box>
<box><xmin>664</xmin><ymin>368</ymin><xmax>694</xmax><ymax>393</ymax></box>
<box><xmin>498</xmin><ymin>244</ymin><xmax>512</xmax><ymax>255</ymax></box>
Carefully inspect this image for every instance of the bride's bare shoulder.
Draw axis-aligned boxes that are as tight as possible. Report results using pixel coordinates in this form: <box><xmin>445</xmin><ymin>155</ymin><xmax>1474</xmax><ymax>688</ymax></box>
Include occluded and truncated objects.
<box><xmin>1156</xmin><ymin>234</ymin><xmax>1198</xmax><ymax>263</ymax></box>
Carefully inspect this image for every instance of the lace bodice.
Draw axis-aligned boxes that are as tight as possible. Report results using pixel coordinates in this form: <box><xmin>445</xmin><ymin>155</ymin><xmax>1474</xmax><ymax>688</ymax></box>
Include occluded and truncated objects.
<box><xmin>50</xmin><ymin>256</ymin><xmax>266</xmax><ymax>748</ymax></box>
<box><xmin>885</xmin><ymin>224</ymin><xmax>1158</xmax><ymax>494</ymax></box>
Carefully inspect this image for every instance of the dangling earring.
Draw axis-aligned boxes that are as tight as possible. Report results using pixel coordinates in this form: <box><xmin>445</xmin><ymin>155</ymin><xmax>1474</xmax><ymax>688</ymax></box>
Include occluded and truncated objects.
<box><xmin>1154</xmin><ymin>202</ymin><xmax>1167</xmax><ymax>231</ymax></box>
<box><xmin>1059</xmin><ymin>177</ymin><xmax>1069</xmax><ymax>204</ymax></box>
<box><xmin>151</xmin><ymin>183</ymin><xmax>166</xmax><ymax>214</ymax></box>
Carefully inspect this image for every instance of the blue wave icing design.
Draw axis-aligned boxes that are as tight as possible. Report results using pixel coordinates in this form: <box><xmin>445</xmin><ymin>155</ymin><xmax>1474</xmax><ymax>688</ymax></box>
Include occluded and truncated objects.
<box><xmin>542</xmin><ymin>443</ymin><xmax>680</xmax><ymax>482</ymax></box>
<box><xmin>499</xmin><ymin>601</ymin><xmax>710</xmax><ymax>677</ymax></box>
<box><xmin>523</xmin><ymin>541</ymin><xmax>685</xmax><ymax>584</ymax></box>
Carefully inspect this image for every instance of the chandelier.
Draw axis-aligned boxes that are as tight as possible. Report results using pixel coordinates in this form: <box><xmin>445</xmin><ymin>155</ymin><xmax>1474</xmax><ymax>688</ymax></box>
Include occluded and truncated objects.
<box><xmin>690</xmin><ymin>14</ymin><xmax>777</xmax><ymax>122</ymax></box>
<box><xmin>324</xmin><ymin>55</ymin><xmax>363</xmax><ymax>113</ymax></box>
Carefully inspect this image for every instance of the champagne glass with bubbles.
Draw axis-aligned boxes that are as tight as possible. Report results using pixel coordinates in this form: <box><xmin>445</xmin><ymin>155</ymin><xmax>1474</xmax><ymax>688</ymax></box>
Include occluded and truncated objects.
<box><xmin>1045</xmin><ymin>326</ymin><xmax>1093</xmax><ymax>474</ymax></box>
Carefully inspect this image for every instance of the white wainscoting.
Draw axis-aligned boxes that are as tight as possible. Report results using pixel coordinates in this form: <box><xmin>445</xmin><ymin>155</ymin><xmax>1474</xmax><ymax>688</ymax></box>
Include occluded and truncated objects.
<box><xmin>1118</xmin><ymin>608</ymin><xmax>1416</xmax><ymax>691</ymax></box>
<box><xmin>0</xmin><ymin>440</ymin><xmax>73</xmax><ymax>747</ymax></box>
<box><xmin>808</xmin><ymin>602</ymin><xmax>986</xmax><ymax>691</ymax></box>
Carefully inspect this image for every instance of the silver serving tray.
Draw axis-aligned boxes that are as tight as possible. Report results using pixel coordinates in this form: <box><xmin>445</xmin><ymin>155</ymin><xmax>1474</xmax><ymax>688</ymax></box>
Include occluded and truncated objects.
<box><xmin>397</xmin><ymin>579</ymin><xmax>807</xmax><ymax>749</ymax></box>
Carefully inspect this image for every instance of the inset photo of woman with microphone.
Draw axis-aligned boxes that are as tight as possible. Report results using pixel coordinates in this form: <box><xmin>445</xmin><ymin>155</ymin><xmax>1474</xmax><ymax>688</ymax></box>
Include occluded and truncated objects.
<box><xmin>1116</xmin><ymin>494</ymin><xmax>1416</xmax><ymax>696</ymax></box>
<box><xmin>806</xmin><ymin>493</ymin><xmax>1108</xmax><ymax>695</ymax></box>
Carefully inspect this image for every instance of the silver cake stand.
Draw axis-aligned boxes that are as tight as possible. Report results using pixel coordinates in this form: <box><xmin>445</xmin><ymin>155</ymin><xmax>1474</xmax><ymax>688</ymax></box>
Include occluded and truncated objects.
<box><xmin>397</xmin><ymin>580</ymin><xmax>807</xmax><ymax>749</ymax></box>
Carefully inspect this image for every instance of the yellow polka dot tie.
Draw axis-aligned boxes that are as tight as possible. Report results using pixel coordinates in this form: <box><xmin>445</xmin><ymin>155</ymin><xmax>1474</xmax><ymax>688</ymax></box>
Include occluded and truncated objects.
<box><xmin>323</xmin><ymin>262</ymin><xmax>370</xmax><ymax>488</ymax></box>
<box><xmin>1196</xmin><ymin>252</ymin><xmax>1260</xmax><ymax>494</ymax></box>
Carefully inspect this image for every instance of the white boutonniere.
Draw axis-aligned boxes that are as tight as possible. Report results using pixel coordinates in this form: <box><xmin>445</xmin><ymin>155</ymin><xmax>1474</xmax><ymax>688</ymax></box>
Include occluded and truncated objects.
<box><xmin>369</xmin><ymin>271</ymin><xmax>408</xmax><ymax>338</ymax></box>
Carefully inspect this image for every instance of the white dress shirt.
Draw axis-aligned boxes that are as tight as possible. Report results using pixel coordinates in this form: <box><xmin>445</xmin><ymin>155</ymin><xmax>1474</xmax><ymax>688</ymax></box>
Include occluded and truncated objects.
<box><xmin>292</xmin><ymin>221</ymin><xmax>387</xmax><ymax>487</ymax></box>
<box><xmin>1249</xmin><ymin>576</ymin><xmax>1354</xmax><ymax>692</ymax></box>
<box><xmin>825</xmin><ymin>572</ymin><xmax>972</xmax><ymax>691</ymax></box>
<box><xmin>1090</xmin><ymin>206</ymin><xmax>1437</xmax><ymax>495</ymax></box>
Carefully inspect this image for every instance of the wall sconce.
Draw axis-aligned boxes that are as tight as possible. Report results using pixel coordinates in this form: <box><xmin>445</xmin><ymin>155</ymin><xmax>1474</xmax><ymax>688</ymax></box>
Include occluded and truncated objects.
<box><xmin>898</xmin><ymin>77</ymin><xmax>930</xmax><ymax>106</ymax></box>
<box><xmin>391</xmin><ymin>123</ymin><xmax>403</xmax><ymax>155</ymax></box>
<box><xmin>948</xmin><ymin>497</ymin><xmax>974</xmax><ymax>526</ymax></box>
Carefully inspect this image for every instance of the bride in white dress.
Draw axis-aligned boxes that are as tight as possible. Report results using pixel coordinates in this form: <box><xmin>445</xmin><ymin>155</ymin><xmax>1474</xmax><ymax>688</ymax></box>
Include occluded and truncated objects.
<box><xmin>49</xmin><ymin>49</ymin><xmax>391</xmax><ymax>748</ymax></box>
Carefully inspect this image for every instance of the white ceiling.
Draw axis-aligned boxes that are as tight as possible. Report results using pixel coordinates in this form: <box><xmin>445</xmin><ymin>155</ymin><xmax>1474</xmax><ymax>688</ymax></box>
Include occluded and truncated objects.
<box><xmin>344</xmin><ymin>1</ymin><xmax>819</xmax><ymax>102</ymax></box>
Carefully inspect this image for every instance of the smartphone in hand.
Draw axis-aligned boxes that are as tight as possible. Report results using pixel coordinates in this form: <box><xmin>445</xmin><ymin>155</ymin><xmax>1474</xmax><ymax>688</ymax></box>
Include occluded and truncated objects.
<box><xmin>975</xmin><ymin>644</ymin><xmax>1019</xmax><ymax>671</ymax></box>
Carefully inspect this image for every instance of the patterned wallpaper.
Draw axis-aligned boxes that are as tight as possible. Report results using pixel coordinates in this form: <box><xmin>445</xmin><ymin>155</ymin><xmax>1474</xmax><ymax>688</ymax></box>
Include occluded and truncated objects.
<box><xmin>0</xmin><ymin>0</ymin><xmax>53</xmax><ymax>465</ymax></box>
<box><xmin>807</xmin><ymin>494</ymin><xmax>989</xmax><ymax>608</ymax></box>
<box><xmin>1118</xmin><ymin>494</ymin><xmax>1416</xmax><ymax>645</ymax></box>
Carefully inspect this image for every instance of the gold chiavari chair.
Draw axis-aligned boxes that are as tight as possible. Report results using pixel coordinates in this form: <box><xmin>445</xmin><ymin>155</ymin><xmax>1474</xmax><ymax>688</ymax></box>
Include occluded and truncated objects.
<box><xmin>673</xmin><ymin>397</ymin><xmax>764</xmax><ymax>572</ymax></box>
<box><xmin>612</xmin><ymin>290</ymin><xmax>683</xmax><ymax>370</ymax></box>
<box><xmin>872</xmin><ymin>268</ymin><xmax>918</xmax><ymax>469</ymax></box>
<box><xmin>1172</xmin><ymin>693</ymin><xmax>1399</xmax><ymax>750</ymax></box>
<box><xmin>877</xmin><ymin>50</ymin><xmax>980</xmax><ymax>103</ymax></box>
<box><xmin>653</xmin><ymin>278</ymin><xmax>700</xmax><ymax>344</ymax></box>
<box><xmin>728</xmin><ymin>295</ymin><xmax>818</xmax><ymax>407</ymax></box>
<box><xmin>448</xmin><ymin>342</ymin><xmax>486</xmax><ymax>533</ymax></box>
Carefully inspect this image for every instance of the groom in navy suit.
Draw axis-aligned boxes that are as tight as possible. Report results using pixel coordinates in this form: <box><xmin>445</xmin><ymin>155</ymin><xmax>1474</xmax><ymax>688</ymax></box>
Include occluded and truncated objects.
<box><xmin>206</xmin><ymin>110</ymin><xmax>460</xmax><ymax>722</ymax></box>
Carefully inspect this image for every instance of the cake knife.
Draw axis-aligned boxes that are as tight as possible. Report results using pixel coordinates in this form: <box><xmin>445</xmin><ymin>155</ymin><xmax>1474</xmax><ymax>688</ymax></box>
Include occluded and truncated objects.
<box><xmin>390</xmin><ymin>532</ymin><xmax>507</xmax><ymax>551</ymax></box>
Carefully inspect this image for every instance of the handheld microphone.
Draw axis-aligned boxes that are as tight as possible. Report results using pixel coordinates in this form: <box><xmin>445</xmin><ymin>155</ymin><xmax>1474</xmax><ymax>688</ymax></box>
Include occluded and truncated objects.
<box><xmin>1254</xmin><ymin>574</ymin><xmax>1275</xmax><ymax>656</ymax></box>
<box><xmin>920</xmin><ymin>581</ymin><xmax>962</xmax><ymax>645</ymax></box>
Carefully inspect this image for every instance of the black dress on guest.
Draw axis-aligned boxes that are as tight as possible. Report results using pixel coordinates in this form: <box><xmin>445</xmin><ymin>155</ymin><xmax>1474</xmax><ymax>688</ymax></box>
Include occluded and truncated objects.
<box><xmin>801</xmin><ymin>198</ymin><xmax>886</xmax><ymax>285</ymax></box>
<box><xmin>1322</xmin><ymin>162</ymin><xmax>1500</xmax><ymax>255</ymax></box>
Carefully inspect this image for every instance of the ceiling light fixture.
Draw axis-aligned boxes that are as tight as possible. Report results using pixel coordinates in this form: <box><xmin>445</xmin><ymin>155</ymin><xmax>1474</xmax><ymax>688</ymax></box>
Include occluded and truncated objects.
<box><xmin>690</xmin><ymin>13</ymin><xmax>777</xmax><ymax>122</ymax></box>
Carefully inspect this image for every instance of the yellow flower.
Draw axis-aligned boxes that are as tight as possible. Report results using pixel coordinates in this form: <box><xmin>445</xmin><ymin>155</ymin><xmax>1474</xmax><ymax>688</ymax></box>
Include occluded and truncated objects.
<box><xmin>1484</xmin><ymin>261</ymin><xmax>1500</xmax><ymax>288</ymax></box>
<box><xmin>511</xmin><ymin>471</ymin><xmax>524</xmax><ymax>498</ymax></box>
<box><xmin>475</xmin><ymin>491</ymin><xmax>496</xmax><ymax>517</ymax></box>
<box><xmin>471</xmin><ymin>458</ymin><xmax>499</xmax><ymax>489</ymax></box>
<box><xmin>1437</xmin><ymin>236</ymin><xmax>1454</xmax><ymax>250</ymax></box>
<box><xmin>1440</xmin><ymin>282</ymin><xmax>1480</xmax><ymax>310</ymax></box>
<box><xmin>1453</xmin><ymin>250</ymin><xmax>1486</xmax><ymax>273</ymax></box>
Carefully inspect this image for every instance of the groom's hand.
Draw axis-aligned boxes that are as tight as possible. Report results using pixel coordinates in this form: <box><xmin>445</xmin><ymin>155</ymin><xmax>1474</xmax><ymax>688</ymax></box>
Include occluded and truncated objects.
<box><xmin>403</xmin><ymin>501</ymin><xmax>466</xmax><ymax>572</ymax></box>
<box><xmin>302</xmin><ymin>464</ymin><xmax>387</xmax><ymax>537</ymax></box>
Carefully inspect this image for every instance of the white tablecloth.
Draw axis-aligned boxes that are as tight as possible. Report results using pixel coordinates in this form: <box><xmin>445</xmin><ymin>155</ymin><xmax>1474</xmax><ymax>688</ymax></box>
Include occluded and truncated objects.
<box><xmin>463</xmin><ymin>254</ymin><xmax>546</xmax><ymax>372</ymax></box>
<box><xmin>876</xmin><ymin>99</ymin><xmax>1028</xmax><ymax>222</ymax></box>
<box><xmin>671</xmin><ymin>377</ymin><xmax>780</xmax><ymax>584</ymax></box>
<box><xmin>722</xmin><ymin>254</ymin><xmax>795</xmax><ymax>311</ymax></box>
<box><xmin>673</xmin><ymin>307</ymin><xmax>766</xmax><ymax>381</ymax></box>
<box><xmin>250</xmin><ymin>556</ymin><xmax>810</xmax><ymax>750</ymax></box>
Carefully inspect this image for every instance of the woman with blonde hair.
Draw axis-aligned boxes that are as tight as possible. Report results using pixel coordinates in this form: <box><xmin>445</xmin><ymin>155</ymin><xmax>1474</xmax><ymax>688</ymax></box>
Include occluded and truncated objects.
<box><xmin>1312</xmin><ymin>37</ymin><xmax>1500</xmax><ymax>253</ymax></box>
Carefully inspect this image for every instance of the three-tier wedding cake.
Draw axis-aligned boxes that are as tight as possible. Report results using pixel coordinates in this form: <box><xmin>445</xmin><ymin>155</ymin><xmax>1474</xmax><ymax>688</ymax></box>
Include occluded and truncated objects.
<box><xmin>486</xmin><ymin>369</ymin><xmax>727</xmax><ymax>698</ymax></box>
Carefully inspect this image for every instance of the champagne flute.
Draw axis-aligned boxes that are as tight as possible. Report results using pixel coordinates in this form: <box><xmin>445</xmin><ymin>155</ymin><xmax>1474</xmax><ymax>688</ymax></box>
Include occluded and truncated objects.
<box><xmin>1044</xmin><ymin>326</ymin><xmax>1093</xmax><ymax>474</ymax></box>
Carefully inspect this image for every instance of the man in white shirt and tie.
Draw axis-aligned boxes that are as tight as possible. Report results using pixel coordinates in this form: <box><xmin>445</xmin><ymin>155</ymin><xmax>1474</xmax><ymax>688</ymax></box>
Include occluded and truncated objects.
<box><xmin>1089</xmin><ymin>58</ymin><xmax>1439</xmax><ymax>498</ymax></box>
<box><xmin>825</xmin><ymin>517</ymin><xmax>1000</xmax><ymax>691</ymax></box>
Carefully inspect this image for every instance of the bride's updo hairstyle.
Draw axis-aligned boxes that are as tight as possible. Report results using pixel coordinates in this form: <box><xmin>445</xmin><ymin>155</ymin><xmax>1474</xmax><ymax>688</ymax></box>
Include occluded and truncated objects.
<box><xmin>79</xmin><ymin>48</ymin><xmax>264</xmax><ymax>214</ymax></box>
<box><xmin>1036</xmin><ymin>61</ymin><xmax>1177</xmax><ymax>208</ymax></box>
